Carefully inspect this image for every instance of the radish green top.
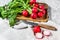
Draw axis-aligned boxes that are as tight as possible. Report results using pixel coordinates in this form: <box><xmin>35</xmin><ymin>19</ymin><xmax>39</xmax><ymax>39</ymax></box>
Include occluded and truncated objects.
<box><xmin>0</xmin><ymin>0</ymin><xmax>32</xmax><ymax>27</ymax></box>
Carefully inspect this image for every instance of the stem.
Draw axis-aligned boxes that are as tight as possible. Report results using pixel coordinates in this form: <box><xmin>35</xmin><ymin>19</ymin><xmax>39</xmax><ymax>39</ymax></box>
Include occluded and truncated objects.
<box><xmin>27</xmin><ymin>7</ymin><xmax>32</xmax><ymax>14</ymax></box>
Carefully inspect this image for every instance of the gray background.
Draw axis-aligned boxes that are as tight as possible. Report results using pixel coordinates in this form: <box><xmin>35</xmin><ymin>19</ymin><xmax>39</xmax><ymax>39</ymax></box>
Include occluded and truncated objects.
<box><xmin>0</xmin><ymin>0</ymin><xmax>60</xmax><ymax>40</ymax></box>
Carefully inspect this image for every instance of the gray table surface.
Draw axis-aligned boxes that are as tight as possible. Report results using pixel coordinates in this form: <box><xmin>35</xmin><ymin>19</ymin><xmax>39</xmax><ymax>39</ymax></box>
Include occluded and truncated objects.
<box><xmin>0</xmin><ymin>0</ymin><xmax>60</xmax><ymax>40</ymax></box>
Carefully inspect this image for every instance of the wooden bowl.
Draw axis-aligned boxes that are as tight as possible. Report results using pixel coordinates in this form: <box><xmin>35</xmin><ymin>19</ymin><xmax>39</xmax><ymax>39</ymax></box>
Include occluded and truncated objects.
<box><xmin>16</xmin><ymin>3</ymin><xmax>48</xmax><ymax>22</ymax></box>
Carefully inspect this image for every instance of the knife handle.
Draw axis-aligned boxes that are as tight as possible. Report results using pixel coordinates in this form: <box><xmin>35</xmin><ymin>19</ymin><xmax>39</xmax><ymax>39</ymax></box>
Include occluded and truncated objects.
<box><xmin>39</xmin><ymin>24</ymin><xmax>57</xmax><ymax>31</ymax></box>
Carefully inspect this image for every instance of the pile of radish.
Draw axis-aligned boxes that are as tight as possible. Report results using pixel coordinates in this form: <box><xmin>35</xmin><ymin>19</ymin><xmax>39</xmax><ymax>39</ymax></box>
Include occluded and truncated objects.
<box><xmin>32</xmin><ymin>25</ymin><xmax>51</xmax><ymax>39</ymax></box>
<box><xmin>22</xmin><ymin>0</ymin><xmax>47</xmax><ymax>19</ymax></box>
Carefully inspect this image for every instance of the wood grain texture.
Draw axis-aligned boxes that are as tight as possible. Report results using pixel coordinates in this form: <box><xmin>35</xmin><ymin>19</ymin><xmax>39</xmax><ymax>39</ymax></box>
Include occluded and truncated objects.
<box><xmin>39</xmin><ymin>24</ymin><xmax>57</xmax><ymax>31</ymax></box>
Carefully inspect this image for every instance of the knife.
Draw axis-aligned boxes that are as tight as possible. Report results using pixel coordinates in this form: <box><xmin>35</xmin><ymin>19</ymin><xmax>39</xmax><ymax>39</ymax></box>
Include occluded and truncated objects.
<box><xmin>23</xmin><ymin>21</ymin><xmax>57</xmax><ymax>31</ymax></box>
<box><xmin>13</xmin><ymin>20</ymin><xmax>57</xmax><ymax>31</ymax></box>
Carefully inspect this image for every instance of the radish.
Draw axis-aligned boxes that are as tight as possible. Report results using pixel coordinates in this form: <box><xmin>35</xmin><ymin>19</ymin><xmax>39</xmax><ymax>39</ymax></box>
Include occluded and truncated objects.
<box><xmin>32</xmin><ymin>7</ymin><xmax>38</xmax><ymax>13</ymax></box>
<box><xmin>34</xmin><ymin>3</ymin><xmax>39</xmax><ymax>8</ymax></box>
<box><xmin>33</xmin><ymin>25</ymin><xmax>41</xmax><ymax>33</ymax></box>
<box><xmin>43</xmin><ymin>30</ymin><xmax>51</xmax><ymax>36</ymax></box>
<box><xmin>42</xmin><ymin>9</ymin><xmax>46</xmax><ymax>14</ymax></box>
<box><xmin>31</xmin><ymin>13</ymin><xmax>37</xmax><ymax>19</ymax></box>
<box><xmin>35</xmin><ymin>33</ymin><xmax>43</xmax><ymax>39</ymax></box>
<box><xmin>41</xmin><ymin>9</ymin><xmax>46</xmax><ymax>14</ymax></box>
<box><xmin>39</xmin><ymin>5</ymin><xmax>45</xmax><ymax>9</ymax></box>
<box><xmin>33</xmin><ymin>6</ymin><xmax>38</xmax><ymax>9</ymax></box>
<box><xmin>30</xmin><ymin>0</ymin><xmax>36</xmax><ymax>4</ymax></box>
<box><xmin>22</xmin><ymin>10</ymin><xmax>28</xmax><ymax>17</ymax></box>
<box><xmin>38</xmin><ymin>12</ymin><xmax>44</xmax><ymax>17</ymax></box>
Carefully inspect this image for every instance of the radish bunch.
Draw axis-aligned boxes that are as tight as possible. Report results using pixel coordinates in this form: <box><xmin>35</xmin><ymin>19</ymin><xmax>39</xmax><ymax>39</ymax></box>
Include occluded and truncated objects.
<box><xmin>22</xmin><ymin>0</ymin><xmax>47</xmax><ymax>19</ymax></box>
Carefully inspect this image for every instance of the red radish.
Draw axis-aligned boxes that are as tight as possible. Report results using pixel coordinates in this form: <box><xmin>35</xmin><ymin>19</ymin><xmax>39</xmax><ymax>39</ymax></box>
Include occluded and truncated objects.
<box><xmin>42</xmin><ymin>9</ymin><xmax>46</xmax><ymax>14</ymax></box>
<box><xmin>22</xmin><ymin>10</ymin><xmax>28</xmax><ymax>17</ymax></box>
<box><xmin>32</xmin><ymin>7</ymin><xmax>38</xmax><ymax>13</ymax></box>
<box><xmin>30</xmin><ymin>2</ymin><xmax>33</xmax><ymax>5</ymax></box>
<box><xmin>39</xmin><ymin>5</ymin><xmax>45</xmax><ymax>9</ymax></box>
<box><xmin>33</xmin><ymin>6</ymin><xmax>38</xmax><ymax>9</ymax></box>
<box><xmin>35</xmin><ymin>33</ymin><xmax>43</xmax><ymax>39</ymax></box>
<box><xmin>31</xmin><ymin>13</ymin><xmax>37</xmax><ymax>19</ymax></box>
<box><xmin>34</xmin><ymin>3</ymin><xmax>39</xmax><ymax>8</ymax></box>
<box><xmin>30</xmin><ymin>0</ymin><xmax>36</xmax><ymax>4</ymax></box>
<box><xmin>41</xmin><ymin>9</ymin><xmax>46</xmax><ymax>14</ymax></box>
<box><xmin>33</xmin><ymin>26</ymin><xmax>41</xmax><ymax>33</ymax></box>
<box><xmin>43</xmin><ymin>30</ymin><xmax>51</xmax><ymax>36</ymax></box>
<box><xmin>38</xmin><ymin>12</ymin><xmax>44</xmax><ymax>17</ymax></box>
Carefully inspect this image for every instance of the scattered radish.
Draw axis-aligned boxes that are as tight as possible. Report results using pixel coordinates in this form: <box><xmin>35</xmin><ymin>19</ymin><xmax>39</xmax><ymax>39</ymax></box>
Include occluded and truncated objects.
<box><xmin>33</xmin><ymin>25</ymin><xmax>41</xmax><ymax>33</ymax></box>
<box><xmin>32</xmin><ymin>25</ymin><xmax>52</xmax><ymax>40</ymax></box>
<box><xmin>35</xmin><ymin>33</ymin><xmax>43</xmax><ymax>39</ymax></box>
<box><xmin>43</xmin><ymin>30</ymin><xmax>51</xmax><ymax>36</ymax></box>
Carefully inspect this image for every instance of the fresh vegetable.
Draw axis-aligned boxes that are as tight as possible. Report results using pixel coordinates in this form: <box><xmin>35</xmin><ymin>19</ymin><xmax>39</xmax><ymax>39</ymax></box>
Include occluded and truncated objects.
<box><xmin>34</xmin><ymin>3</ymin><xmax>39</xmax><ymax>8</ymax></box>
<box><xmin>42</xmin><ymin>9</ymin><xmax>46</xmax><ymax>14</ymax></box>
<box><xmin>32</xmin><ymin>7</ymin><xmax>38</xmax><ymax>13</ymax></box>
<box><xmin>30</xmin><ymin>0</ymin><xmax>36</xmax><ymax>4</ymax></box>
<box><xmin>31</xmin><ymin>13</ymin><xmax>37</xmax><ymax>19</ymax></box>
<box><xmin>39</xmin><ymin>5</ymin><xmax>45</xmax><ymax>9</ymax></box>
<box><xmin>38</xmin><ymin>12</ymin><xmax>44</xmax><ymax>17</ymax></box>
<box><xmin>35</xmin><ymin>33</ymin><xmax>43</xmax><ymax>39</ymax></box>
<box><xmin>33</xmin><ymin>6</ymin><xmax>38</xmax><ymax>9</ymax></box>
<box><xmin>22</xmin><ymin>10</ymin><xmax>28</xmax><ymax>17</ymax></box>
<box><xmin>43</xmin><ymin>30</ymin><xmax>51</xmax><ymax>36</ymax></box>
<box><xmin>0</xmin><ymin>0</ymin><xmax>32</xmax><ymax>26</ymax></box>
<box><xmin>33</xmin><ymin>25</ymin><xmax>41</xmax><ymax>33</ymax></box>
<box><xmin>0</xmin><ymin>0</ymin><xmax>47</xmax><ymax>27</ymax></box>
